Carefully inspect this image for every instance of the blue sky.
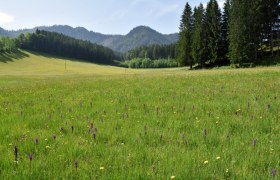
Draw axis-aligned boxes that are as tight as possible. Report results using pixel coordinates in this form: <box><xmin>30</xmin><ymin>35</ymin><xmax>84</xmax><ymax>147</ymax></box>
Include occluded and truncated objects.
<box><xmin>0</xmin><ymin>0</ymin><xmax>225</xmax><ymax>35</ymax></box>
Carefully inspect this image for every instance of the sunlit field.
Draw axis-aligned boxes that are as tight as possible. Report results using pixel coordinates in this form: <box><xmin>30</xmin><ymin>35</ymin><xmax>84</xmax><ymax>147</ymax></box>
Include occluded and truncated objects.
<box><xmin>0</xmin><ymin>52</ymin><xmax>279</xmax><ymax>179</ymax></box>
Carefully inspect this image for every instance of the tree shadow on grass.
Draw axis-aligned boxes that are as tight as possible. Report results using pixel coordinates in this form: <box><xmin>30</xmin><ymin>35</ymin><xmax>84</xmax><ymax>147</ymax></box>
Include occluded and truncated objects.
<box><xmin>0</xmin><ymin>50</ymin><xmax>29</xmax><ymax>63</ymax></box>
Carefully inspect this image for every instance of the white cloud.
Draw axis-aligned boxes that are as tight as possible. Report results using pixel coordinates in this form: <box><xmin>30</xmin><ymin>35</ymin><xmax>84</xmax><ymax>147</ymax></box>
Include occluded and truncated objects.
<box><xmin>0</xmin><ymin>12</ymin><xmax>14</xmax><ymax>25</ymax></box>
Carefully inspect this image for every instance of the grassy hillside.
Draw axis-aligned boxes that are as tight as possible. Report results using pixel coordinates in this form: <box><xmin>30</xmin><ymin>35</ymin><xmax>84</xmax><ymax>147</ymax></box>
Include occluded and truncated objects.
<box><xmin>0</xmin><ymin>52</ymin><xmax>279</xmax><ymax>179</ymax></box>
<box><xmin>0</xmin><ymin>50</ymin><xmax>138</xmax><ymax>76</ymax></box>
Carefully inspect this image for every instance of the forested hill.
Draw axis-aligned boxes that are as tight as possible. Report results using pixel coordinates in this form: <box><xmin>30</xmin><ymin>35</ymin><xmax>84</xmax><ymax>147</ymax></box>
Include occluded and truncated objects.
<box><xmin>0</xmin><ymin>25</ymin><xmax>178</xmax><ymax>53</ymax></box>
<box><xmin>18</xmin><ymin>30</ymin><xmax>116</xmax><ymax>64</ymax></box>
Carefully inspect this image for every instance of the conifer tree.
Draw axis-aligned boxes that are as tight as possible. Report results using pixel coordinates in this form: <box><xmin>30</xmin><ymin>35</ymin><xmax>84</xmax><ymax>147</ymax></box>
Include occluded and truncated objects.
<box><xmin>221</xmin><ymin>0</ymin><xmax>231</xmax><ymax>64</ymax></box>
<box><xmin>205</xmin><ymin>0</ymin><xmax>222</xmax><ymax>65</ymax></box>
<box><xmin>176</xmin><ymin>2</ymin><xmax>193</xmax><ymax>68</ymax></box>
<box><xmin>191</xmin><ymin>4</ymin><xmax>206</xmax><ymax>67</ymax></box>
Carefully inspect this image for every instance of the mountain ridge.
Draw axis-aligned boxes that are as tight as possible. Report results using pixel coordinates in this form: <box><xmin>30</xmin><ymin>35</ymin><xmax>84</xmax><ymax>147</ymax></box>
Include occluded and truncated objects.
<box><xmin>0</xmin><ymin>25</ymin><xmax>178</xmax><ymax>53</ymax></box>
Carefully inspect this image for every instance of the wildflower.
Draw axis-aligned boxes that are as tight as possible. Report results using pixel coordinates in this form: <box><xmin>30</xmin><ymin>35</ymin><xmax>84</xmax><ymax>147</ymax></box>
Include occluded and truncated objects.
<box><xmin>216</xmin><ymin>156</ymin><xmax>220</xmax><ymax>160</ymax></box>
<box><xmin>100</xmin><ymin>167</ymin><xmax>105</xmax><ymax>170</ymax></box>
<box><xmin>272</xmin><ymin>169</ymin><xmax>276</xmax><ymax>177</ymax></box>
<box><xmin>35</xmin><ymin>137</ymin><xmax>39</xmax><ymax>145</ymax></box>
<box><xmin>28</xmin><ymin>154</ymin><xmax>33</xmax><ymax>161</ymax></box>
<box><xmin>74</xmin><ymin>160</ymin><xmax>78</xmax><ymax>171</ymax></box>
<box><xmin>203</xmin><ymin>129</ymin><xmax>207</xmax><ymax>142</ymax></box>
<box><xmin>71</xmin><ymin>125</ymin><xmax>74</xmax><ymax>133</ymax></box>
<box><xmin>204</xmin><ymin>160</ymin><xmax>209</xmax><ymax>164</ymax></box>
<box><xmin>45</xmin><ymin>145</ymin><xmax>50</xmax><ymax>149</ymax></box>
<box><xmin>9</xmin><ymin>143</ymin><xmax>12</xmax><ymax>146</ymax></box>
<box><xmin>92</xmin><ymin>133</ymin><xmax>96</xmax><ymax>139</ymax></box>
<box><xmin>226</xmin><ymin>169</ymin><xmax>229</xmax><ymax>173</ymax></box>
<box><xmin>45</xmin><ymin>138</ymin><xmax>48</xmax><ymax>141</ymax></box>
<box><xmin>53</xmin><ymin>134</ymin><xmax>56</xmax><ymax>140</ymax></box>
<box><xmin>171</xmin><ymin>175</ymin><xmax>176</xmax><ymax>179</ymax></box>
<box><xmin>252</xmin><ymin>139</ymin><xmax>257</xmax><ymax>146</ymax></box>
<box><xmin>14</xmin><ymin>145</ymin><xmax>18</xmax><ymax>162</ymax></box>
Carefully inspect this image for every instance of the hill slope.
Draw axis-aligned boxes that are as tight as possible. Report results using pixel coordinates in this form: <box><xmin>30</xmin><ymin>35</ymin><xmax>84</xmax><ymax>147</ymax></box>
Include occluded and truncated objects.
<box><xmin>0</xmin><ymin>25</ymin><xmax>178</xmax><ymax>53</ymax></box>
<box><xmin>0</xmin><ymin>50</ymin><xmax>134</xmax><ymax>76</ymax></box>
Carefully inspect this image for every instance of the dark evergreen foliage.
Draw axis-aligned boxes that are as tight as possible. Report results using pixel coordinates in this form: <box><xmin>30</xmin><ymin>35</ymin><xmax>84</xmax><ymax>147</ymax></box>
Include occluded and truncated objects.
<box><xmin>191</xmin><ymin>4</ymin><xmax>207</xmax><ymax>67</ymax></box>
<box><xmin>19</xmin><ymin>30</ymin><xmax>117</xmax><ymax>64</ymax></box>
<box><xmin>176</xmin><ymin>2</ymin><xmax>193</xmax><ymax>68</ymax></box>
<box><xmin>177</xmin><ymin>0</ymin><xmax>279</xmax><ymax>68</ymax></box>
<box><xmin>119</xmin><ymin>58</ymin><xmax>178</xmax><ymax>68</ymax></box>
<box><xmin>124</xmin><ymin>44</ymin><xmax>176</xmax><ymax>60</ymax></box>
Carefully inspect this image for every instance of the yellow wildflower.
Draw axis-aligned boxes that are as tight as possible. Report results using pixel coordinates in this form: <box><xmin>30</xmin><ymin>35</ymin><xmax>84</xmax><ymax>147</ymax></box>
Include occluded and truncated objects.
<box><xmin>204</xmin><ymin>160</ymin><xmax>209</xmax><ymax>164</ymax></box>
<box><xmin>171</xmin><ymin>175</ymin><xmax>176</xmax><ymax>179</ymax></box>
<box><xmin>100</xmin><ymin>167</ymin><xmax>105</xmax><ymax>170</ymax></box>
<box><xmin>216</xmin><ymin>156</ymin><xmax>221</xmax><ymax>160</ymax></box>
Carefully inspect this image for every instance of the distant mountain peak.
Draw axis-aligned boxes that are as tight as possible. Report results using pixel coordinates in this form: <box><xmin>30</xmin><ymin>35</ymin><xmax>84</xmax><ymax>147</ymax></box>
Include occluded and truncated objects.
<box><xmin>128</xmin><ymin>26</ymin><xmax>159</xmax><ymax>35</ymax></box>
<box><xmin>0</xmin><ymin>25</ymin><xmax>178</xmax><ymax>53</ymax></box>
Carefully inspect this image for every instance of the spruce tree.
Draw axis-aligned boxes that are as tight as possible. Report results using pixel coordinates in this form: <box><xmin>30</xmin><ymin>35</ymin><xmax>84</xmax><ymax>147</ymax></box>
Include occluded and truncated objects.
<box><xmin>229</xmin><ymin>0</ymin><xmax>256</xmax><ymax>66</ymax></box>
<box><xmin>221</xmin><ymin>0</ymin><xmax>231</xmax><ymax>64</ymax></box>
<box><xmin>191</xmin><ymin>4</ymin><xmax>206</xmax><ymax>67</ymax></box>
<box><xmin>176</xmin><ymin>2</ymin><xmax>193</xmax><ymax>68</ymax></box>
<box><xmin>205</xmin><ymin>0</ymin><xmax>222</xmax><ymax>66</ymax></box>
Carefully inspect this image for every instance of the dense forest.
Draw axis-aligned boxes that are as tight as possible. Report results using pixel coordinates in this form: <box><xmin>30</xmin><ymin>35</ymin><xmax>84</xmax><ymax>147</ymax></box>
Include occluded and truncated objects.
<box><xmin>0</xmin><ymin>30</ymin><xmax>117</xmax><ymax>64</ymax></box>
<box><xmin>124</xmin><ymin>44</ymin><xmax>176</xmax><ymax>60</ymax></box>
<box><xmin>177</xmin><ymin>0</ymin><xmax>280</xmax><ymax>68</ymax></box>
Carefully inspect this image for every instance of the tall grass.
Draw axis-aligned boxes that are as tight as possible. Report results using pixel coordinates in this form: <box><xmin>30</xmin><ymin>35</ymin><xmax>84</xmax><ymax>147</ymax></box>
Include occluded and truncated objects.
<box><xmin>0</xmin><ymin>66</ymin><xmax>279</xmax><ymax>179</ymax></box>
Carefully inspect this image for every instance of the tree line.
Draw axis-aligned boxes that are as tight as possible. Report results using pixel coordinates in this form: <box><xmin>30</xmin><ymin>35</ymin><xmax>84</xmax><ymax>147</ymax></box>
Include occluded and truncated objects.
<box><xmin>1</xmin><ymin>30</ymin><xmax>118</xmax><ymax>64</ymax></box>
<box><xmin>177</xmin><ymin>0</ymin><xmax>280</xmax><ymax>68</ymax></box>
<box><xmin>19</xmin><ymin>30</ymin><xmax>117</xmax><ymax>64</ymax></box>
<box><xmin>124</xmin><ymin>44</ymin><xmax>176</xmax><ymax>60</ymax></box>
<box><xmin>119</xmin><ymin>58</ymin><xmax>178</xmax><ymax>68</ymax></box>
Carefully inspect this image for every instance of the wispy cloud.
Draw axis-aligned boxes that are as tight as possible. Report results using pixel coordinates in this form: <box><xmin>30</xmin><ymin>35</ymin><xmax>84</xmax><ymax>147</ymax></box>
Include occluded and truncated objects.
<box><xmin>0</xmin><ymin>12</ymin><xmax>14</xmax><ymax>25</ymax></box>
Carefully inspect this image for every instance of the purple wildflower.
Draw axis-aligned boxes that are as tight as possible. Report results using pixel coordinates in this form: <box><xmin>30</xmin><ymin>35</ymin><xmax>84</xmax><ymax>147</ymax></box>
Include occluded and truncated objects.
<box><xmin>74</xmin><ymin>160</ymin><xmax>78</xmax><ymax>171</ymax></box>
<box><xmin>14</xmin><ymin>145</ymin><xmax>18</xmax><ymax>162</ymax></box>
<box><xmin>35</xmin><ymin>137</ymin><xmax>39</xmax><ymax>145</ymax></box>
<box><xmin>92</xmin><ymin>132</ymin><xmax>96</xmax><ymax>139</ymax></box>
<box><xmin>53</xmin><ymin>134</ymin><xmax>56</xmax><ymax>140</ymax></box>
<box><xmin>28</xmin><ymin>154</ymin><xmax>33</xmax><ymax>161</ymax></box>
<box><xmin>71</xmin><ymin>125</ymin><xmax>74</xmax><ymax>133</ymax></box>
<box><xmin>252</xmin><ymin>139</ymin><xmax>257</xmax><ymax>146</ymax></box>
<box><xmin>272</xmin><ymin>169</ymin><xmax>276</xmax><ymax>177</ymax></box>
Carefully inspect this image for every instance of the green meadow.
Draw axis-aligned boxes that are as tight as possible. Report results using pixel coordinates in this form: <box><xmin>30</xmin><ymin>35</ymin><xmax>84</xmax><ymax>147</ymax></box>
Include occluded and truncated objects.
<box><xmin>0</xmin><ymin>51</ymin><xmax>279</xmax><ymax>179</ymax></box>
